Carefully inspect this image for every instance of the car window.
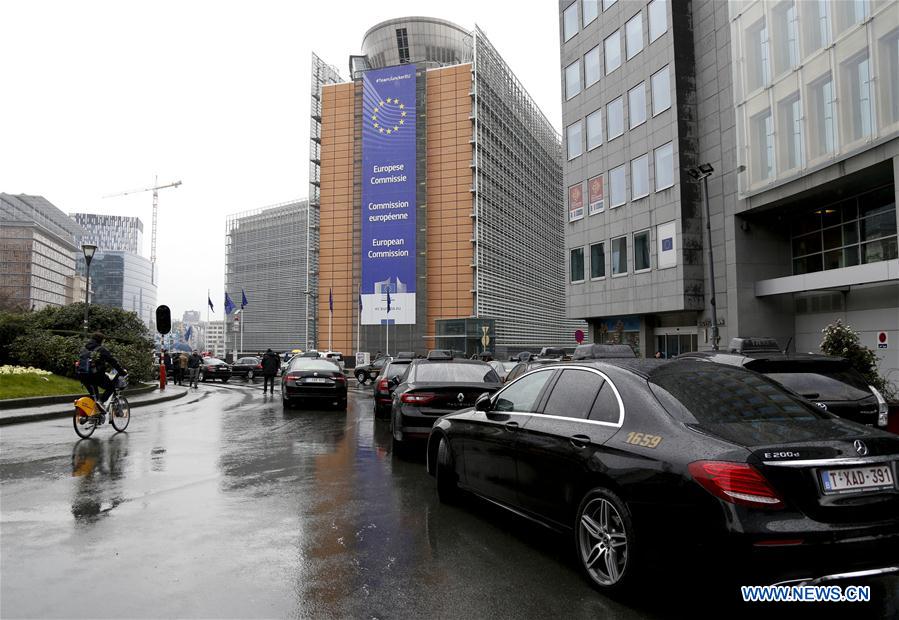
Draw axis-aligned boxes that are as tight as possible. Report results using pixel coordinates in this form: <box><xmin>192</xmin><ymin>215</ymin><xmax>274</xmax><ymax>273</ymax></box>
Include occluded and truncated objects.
<box><xmin>590</xmin><ymin>384</ymin><xmax>621</xmax><ymax>423</ymax></box>
<box><xmin>414</xmin><ymin>363</ymin><xmax>500</xmax><ymax>383</ymax></box>
<box><xmin>763</xmin><ymin>371</ymin><xmax>872</xmax><ymax>401</ymax></box>
<box><xmin>542</xmin><ymin>369</ymin><xmax>603</xmax><ymax>419</ymax></box>
<box><xmin>386</xmin><ymin>361</ymin><xmax>411</xmax><ymax>379</ymax></box>
<box><xmin>505</xmin><ymin>364</ymin><xmax>525</xmax><ymax>382</ymax></box>
<box><xmin>494</xmin><ymin>370</ymin><xmax>554</xmax><ymax>413</ymax></box>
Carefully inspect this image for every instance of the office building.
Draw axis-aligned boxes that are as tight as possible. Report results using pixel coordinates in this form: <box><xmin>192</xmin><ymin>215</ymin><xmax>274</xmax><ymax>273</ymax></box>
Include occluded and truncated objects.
<box><xmin>314</xmin><ymin>17</ymin><xmax>580</xmax><ymax>358</ymax></box>
<box><xmin>71</xmin><ymin>213</ymin><xmax>143</xmax><ymax>254</ymax></box>
<box><xmin>205</xmin><ymin>321</ymin><xmax>225</xmax><ymax>358</ymax></box>
<box><xmin>559</xmin><ymin>0</ymin><xmax>898</xmax><ymax>373</ymax></box>
<box><xmin>0</xmin><ymin>193</ymin><xmax>84</xmax><ymax>310</ymax></box>
<box><xmin>225</xmin><ymin>200</ymin><xmax>312</xmax><ymax>353</ymax></box>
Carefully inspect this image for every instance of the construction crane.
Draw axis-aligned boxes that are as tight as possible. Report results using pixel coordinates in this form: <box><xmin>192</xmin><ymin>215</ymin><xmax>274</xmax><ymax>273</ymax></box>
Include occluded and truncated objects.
<box><xmin>104</xmin><ymin>176</ymin><xmax>182</xmax><ymax>281</ymax></box>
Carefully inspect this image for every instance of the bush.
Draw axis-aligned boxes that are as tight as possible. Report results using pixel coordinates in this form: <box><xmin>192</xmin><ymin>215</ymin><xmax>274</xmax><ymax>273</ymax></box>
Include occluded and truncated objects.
<box><xmin>820</xmin><ymin>320</ymin><xmax>895</xmax><ymax>399</ymax></box>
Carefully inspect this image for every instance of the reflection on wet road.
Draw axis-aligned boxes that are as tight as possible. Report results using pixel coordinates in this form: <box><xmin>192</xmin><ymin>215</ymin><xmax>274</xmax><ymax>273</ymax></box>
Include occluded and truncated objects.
<box><xmin>1</xmin><ymin>384</ymin><xmax>896</xmax><ymax>618</ymax></box>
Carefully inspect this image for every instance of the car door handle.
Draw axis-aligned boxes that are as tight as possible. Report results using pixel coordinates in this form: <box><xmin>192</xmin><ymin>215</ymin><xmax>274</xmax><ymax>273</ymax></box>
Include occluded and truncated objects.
<box><xmin>570</xmin><ymin>434</ymin><xmax>591</xmax><ymax>448</ymax></box>
<box><xmin>505</xmin><ymin>421</ymin><xmax>520</xmax><ymax>431</ymax></box>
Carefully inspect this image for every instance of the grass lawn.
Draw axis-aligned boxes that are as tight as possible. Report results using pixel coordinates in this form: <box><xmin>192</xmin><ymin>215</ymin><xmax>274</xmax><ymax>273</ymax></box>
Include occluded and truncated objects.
<box><xmin>0</xmin><ymin>373</ymin><xmax>86</xmax><ymax>400</ymax></box>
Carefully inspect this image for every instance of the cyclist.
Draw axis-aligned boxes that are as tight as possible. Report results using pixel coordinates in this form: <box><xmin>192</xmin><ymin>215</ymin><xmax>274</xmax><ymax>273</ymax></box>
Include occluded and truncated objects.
<box><xmin>77</xmin><ymin>332</ymin><xmax>127</xmax><ymax>409</ymax></box>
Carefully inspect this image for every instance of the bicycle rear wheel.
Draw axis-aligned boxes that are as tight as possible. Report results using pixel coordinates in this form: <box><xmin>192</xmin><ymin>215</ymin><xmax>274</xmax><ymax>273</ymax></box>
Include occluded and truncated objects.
<box><xmin>110</xmin><ymin>396</ymin><xmax>131</xmax><ymax>432</ymax></box>
<box><xmin>73</xmin><ymin>409</ymin><xmax>98</xmax><ymax>438</ymax></box>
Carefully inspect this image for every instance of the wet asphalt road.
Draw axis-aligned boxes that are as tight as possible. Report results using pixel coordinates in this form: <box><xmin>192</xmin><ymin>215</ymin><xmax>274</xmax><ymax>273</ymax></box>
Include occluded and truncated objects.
<box><xmin>1</xmin><ymin>381</ymin><xmax>897</xmax><ymax>619</ymax></box>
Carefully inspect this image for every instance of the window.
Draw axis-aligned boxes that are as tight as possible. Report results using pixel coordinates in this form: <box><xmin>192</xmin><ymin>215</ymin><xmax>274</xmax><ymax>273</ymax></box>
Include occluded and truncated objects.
<box><xmin>778</xmin><ymin>93</ymin><xmax>803</xmax><ymax>171</ymax></box>
<box><xmin>634</xmin><ymin>230</ymin><xmax>651</xmax><ymax>271</ymax></box>
<box><xmin>841</xmin><ymin>52</ymin><xmax>873</xmax><ymax>143</ymax></box>
<box><xmin>772</xmin><ymin>1</ymin><xmax>799</xmax><ymax>76</ymax></box>
<box><xmin>631</xmin><ymin>154</ymin><xmax>649</xmax><ymax>199</ymax></box>
<box><xmin>609</xmin><ymin>164</ymin><xmax>626</xmax><ymax>207</ymax></box>
<box><xmin>565</xmin><ymin>60</ymin><xmax>582</xmax><ymax>100</ymax></box>
<box><xmin>584</xmin><ymin>46</ymin><xmax>601</xmax><ymax>88</ymax></box>
<box><xmin>626</xmin><ymin>12</ymin><xmax>643</xmax><ymax>59</ymax></box>
<box><xmin>588</xmin><ymin>174</ymin><xmax>605</xmax><ymax>214</ymax></box>
<box><xmin>582</xmin><ymin>0</ymin><xmax>599</xmax><ymax>26</ymax></box>
<box><xmin>586</xmin><ymin>109</ymin><xmax>603</xmax><ymax>150</ymax></box>
<box><xmin>648</xmin><ymin>0</ymin><xmax>667</xmax><ymax>43</ymax></box>
<box><xmin>834</xmin><ymin>0</ymin><xmax>867</xmax><ymax>37</ymax></box>
<box><xmin>878</xmin><ymin>29</ymin><xmax>899</xmax><ymax>127</ymax></box>
<box><xmin>605</xmin><ymin>30</ymin><xmax>622</xmax><ymax>74</ymax></box>
<box><xmin>808</xmin><ymin>74</ymin><xmax>836</xmax><ymax>158</ymax></box>
<box><xmin>570</xmin><ymin>247</ymin><xmax>585</xmax><ymax>282</ymax></box>
<box><xmin>566</xmin><ymin>121</ymin><xmax>583</xmax><ymax>160</ymax></box>
<box><xmin>751</xmin><ymin>110</ymin><xmax>775</xmax><ymax>181</ymax></box>
<box><xmin>628</xmin><ymin>82</ymin><xmax>646</xmax><ymax>128</ymax></box>
<box><xmin>603</xmin><ymin>0</ymin><xmax>617</xmax><ymax>10</ymax></box>
<box><xmin>746</xmin><ymin>18</ymin><xmax>770</xmax><ymax>92</ymax></box>
<box><xmin>543</xmin><ymin>369</ymin><xmax>603</xmax><ymax>419</ymax></box>
<box><xmin>590</xmin><ymin>242</ymin><xmax>606</xmax><ymax>279</ymax></box>
<box><xmin>607</xmin><ymin>96</ymin><xmax>624</xmax><ymax>139</ymax></box>
<box><xmin>611</xmin><ymin>236</ymin><xmax>628</xmax><ymax>275</ymax></box>
<box><xmin>802</xmin><ymin>0</ymin><xmax>831</xmax><ymax>56</ymax></box>
<box><xmin>654</xmin><ymin>142</ymin><xmax>674</xmax><ymax>190</ymax></box>
<box><xmin>590</xmin><ymin>384</ymin><xmax>621</xmax><ymax>423</ymax></box>
<box><xmin>494</xmin><ymin>370</ymin><xmax>554</xmax><ymax>413</ymax></box>
<box><xmin>563</xmin><ymin>3</ymin><xmax>579</xmax><ymax>42</ymax></box>
<box><xmin>396</xmin><ymin>28</ymin><xmax>410</xmax><ymax>64</ymax></box>
<box><xmin>651</xmin><ymin>66</ymin><xmax>671</xmax><ymax>115</ymax></box>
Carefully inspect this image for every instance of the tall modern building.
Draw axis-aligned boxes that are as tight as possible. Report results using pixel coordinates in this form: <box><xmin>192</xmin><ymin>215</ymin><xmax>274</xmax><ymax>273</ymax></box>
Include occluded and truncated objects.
<box><xmin>559</xmin><ymin>0</ymin><xmax>898</xmax><ymax>374</ymax></box>
<box><xmin>0</xmin><ymin>193</ymin><xmax>84</xmax><ymax>310</ymax></box>
<box><xmin>314</xmin><ymin>17</ymin><xmax>581</xmax><ymax>358</ymax></box>
<box><xmin>225</xmin><ymin>200</ymin><xmax>312</xmax><ymax>353</ymax></box>
<box><xmin>72</xmin><ymin>213</ymin><xmax>157</xmax><ymax>327</ymax></box>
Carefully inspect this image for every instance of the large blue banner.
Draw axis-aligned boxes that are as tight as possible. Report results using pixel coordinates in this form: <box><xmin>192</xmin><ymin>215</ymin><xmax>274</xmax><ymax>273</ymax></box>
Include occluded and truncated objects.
<box><xmin>361</xmin><ymin>65</ymin><xmax>417</xmax><ymax>325</ymax></box>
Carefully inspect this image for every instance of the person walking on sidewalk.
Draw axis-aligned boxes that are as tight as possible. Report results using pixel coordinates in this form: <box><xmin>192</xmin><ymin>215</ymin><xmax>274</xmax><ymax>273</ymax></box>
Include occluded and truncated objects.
<box><xmin>174</xmin><ymin>352</ymin><xmax>187</xmax><ymax>385</ymax></box>
<box><xmin>188</xmin><ymin>350</ymin><xmax>203</xmax><ymax>388</ymax></box>
<box><xmin>261</xmin><ymin>348</ymin><xmax>279</xmax><ymax>394</ymax></box>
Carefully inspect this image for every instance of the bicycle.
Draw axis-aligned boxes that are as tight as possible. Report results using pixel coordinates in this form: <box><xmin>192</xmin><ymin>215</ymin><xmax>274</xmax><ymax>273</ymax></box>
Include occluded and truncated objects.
<box><xmin>73</xmin><ymin>372</ymin><xmax>131</xmax><ymax>439</ymax></box>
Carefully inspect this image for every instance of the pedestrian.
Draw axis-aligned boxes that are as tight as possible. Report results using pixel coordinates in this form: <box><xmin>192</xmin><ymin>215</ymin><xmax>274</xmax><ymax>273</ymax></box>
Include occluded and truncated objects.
<box><xmin>375</xmin><ymin>350</ymin><xmax>382</xmax><ymax>360</ymax></box>
<box><xmin>188</xmin><ymin>350</ymin><xmax>203</xmax><ymax>388</ymax></box>
<box><xmin>174</xmin><ymin>352</ymin><xmax>187</xmax><ymax>385</ymax></box>
<box><xmin>261</xmin><ymin>348</ymin><xmax>279</xmax><ymax>394</ymax></box>
<box><xmin>76</xmin><ymin>332</ymin><xmax>127</xmax><ymax>410</ymax></box>
<box><xmin>654</xmin><ymin>351</ymin><xmax>664</xmax><ymax>359</ymax></box>
<box><xmin>162</xmin><ymin>349</ymin><xmax>173</xmax><ymax>382</ymax></box>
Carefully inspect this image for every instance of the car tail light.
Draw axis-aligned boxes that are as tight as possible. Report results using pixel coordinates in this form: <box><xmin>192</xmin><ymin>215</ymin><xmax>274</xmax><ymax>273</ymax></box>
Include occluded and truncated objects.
<box><xmin>256</xmin><ymin>364</ymin><xmax>263</xmax><ymax>369</ymax></box>
<box><xmin>205</xmin><ymin>365</ymin><xmax>214</xmax><ymax>371</ymax></box>
<box><xmin>401</xmin><ymin>392</ymin><xmax>436</xmax><ymax>405</ymax></box>
<box><xmin>870</xmin><ymin>385</ymin><xmax>889</xmax><ymax>427</ymax></box>
<box><xmin>377</xmin><ymin>378</ymin><xmax>389</xmax><ymax>392</ymax></box>
<box><xmin>753</xmin><ymin>539</ymin><xmax>804</xmax><ymax>547</ymax></box>
<box><xmin>334</xmin><ymin>374</ymin><xmax>346</xmax><ymax>383</ymax></box>
<box><xmin>688</xmin><ymin>461</ymin><xmax>784</xmax><ymax>510</ymax></box>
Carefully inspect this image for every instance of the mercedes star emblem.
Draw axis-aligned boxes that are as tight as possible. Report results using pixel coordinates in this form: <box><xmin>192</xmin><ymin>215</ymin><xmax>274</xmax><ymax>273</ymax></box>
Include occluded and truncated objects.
<box><xmin>457</xmin><ymin>392</ymin><xmax>465</xmax><ymax>403</ymax></box>
<box><xmin>854</xmin><ymin>440</ymin><xmax>868</xmax><ymax>457</ymax></box>
<box><xmin>815</xmin><ymin>402</ymin><xmax>828</xmax><ymax>411</ymax></box>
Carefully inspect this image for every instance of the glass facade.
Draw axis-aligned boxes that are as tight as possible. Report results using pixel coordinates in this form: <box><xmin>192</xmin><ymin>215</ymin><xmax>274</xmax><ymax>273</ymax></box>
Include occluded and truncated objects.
<box><xmin>77</xmin><ymin>251</ymin><xmax>157</xmax><ymax>326</ymax></box>
<box><xmin>732</xmin><ymin>0</ymin><xmax>899</xmax><ymax>193</ymax></box>
<box><xmin>72</xmin><ymin>213</ymin><xmax>143</xmax><ymax>255</ymax></box>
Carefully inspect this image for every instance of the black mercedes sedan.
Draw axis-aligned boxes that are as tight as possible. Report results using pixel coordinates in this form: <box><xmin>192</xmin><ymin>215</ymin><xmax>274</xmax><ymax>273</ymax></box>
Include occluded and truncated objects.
<box><xmin>198</xmin><ymin>357</ymin><xmax>231</xmax><ymax>383</ymax></box>
<box><xmin>281</xmin><ymin>357</ymin><xmax>347</xmax><ymax>410</ymax></box>
<box><xmin>426</xmin><ymin>359</ymin><xmax>899</xmax><ymax>592</ymax></box>
<box><xmin>390</xmin><ymin>354</ymin><xmax>501</xmax><ymax>455</ymax></box>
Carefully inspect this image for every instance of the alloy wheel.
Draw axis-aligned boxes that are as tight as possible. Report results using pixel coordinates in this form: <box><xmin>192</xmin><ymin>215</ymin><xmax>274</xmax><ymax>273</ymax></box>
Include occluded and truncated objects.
<box><xmin>578</xmin><ymin>497</ymin><xmax>628</xmax><ymax>586</ymax></box>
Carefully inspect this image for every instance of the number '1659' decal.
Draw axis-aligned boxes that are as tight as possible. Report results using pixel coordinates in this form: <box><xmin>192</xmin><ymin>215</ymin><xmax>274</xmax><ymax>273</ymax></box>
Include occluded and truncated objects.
<box><xmin>625</xmin><ymin>432</ymin><xmax>662</xmax><ymax>448</ymax></box>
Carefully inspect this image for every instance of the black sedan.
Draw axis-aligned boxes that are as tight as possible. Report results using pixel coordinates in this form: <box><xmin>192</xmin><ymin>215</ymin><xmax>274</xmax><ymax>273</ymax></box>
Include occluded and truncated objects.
<box><xmin>198</xmin><ymin>358</ymin><xmax>231</xmax><ymax>383</ymax></box>
<box><xmin>281</xmin><ymin>357</ymin><xmax>347</xmax><ymax>410</ymax></box>
<box><xmin>427</xmin><ymin>359</ymin><xmax>899</xmax><ymax>591</ymax></box>
<box><xmin>390</xmin><ymin>357</ymin><xmax>501</xmax><ymax>455</ymax></box>
<box><xmin>231</xmin><ymin>356</ymin><xmax>262</xmax><ymax>381</ymax></box>
<box><xmin>373</xmin><ymin>357</ymin><xmax>413</xmax><ymax>417</ymax></box>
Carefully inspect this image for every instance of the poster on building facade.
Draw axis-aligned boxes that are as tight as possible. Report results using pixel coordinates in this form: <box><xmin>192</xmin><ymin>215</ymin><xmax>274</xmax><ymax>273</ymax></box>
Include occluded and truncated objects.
<box><xmin>361</xmin><ymin>64</ymin><xmax>417</xmax><ymax>325</ymax></box>
<box><xmin>568</xmin><ymin>182</ymin><xmax>584</xmax><ymax>221</ymax></box>
<box><xmin>588</xmin><ymin>174</ymin><xmax>604</xmax><ymax>214</ymax></box>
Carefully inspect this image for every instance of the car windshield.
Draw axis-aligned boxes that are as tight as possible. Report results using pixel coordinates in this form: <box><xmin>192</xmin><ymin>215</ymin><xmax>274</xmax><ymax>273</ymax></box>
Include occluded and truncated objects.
<box><xmin>649</xmin><ymin>362</ymin><xmax>859</xmax><ymax>445</ymax></box>
<box><xmin>765</xmin><ymin>370</ymin><xmax>872</xmax><ymax>400</ymax></box>
<box><xmin>290</xmin><ymin>359</ymin><xmax>339</xmax><ymax>372</ymax></box>
<box><xmin>414</xmin><ymin>362</ymin><xmax>500</xmax><ymax>383</ymax></box>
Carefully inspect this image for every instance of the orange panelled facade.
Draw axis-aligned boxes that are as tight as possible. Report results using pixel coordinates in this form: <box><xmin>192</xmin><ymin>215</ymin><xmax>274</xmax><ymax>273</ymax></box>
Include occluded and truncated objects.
<box><xmin>318</xmin><ymin>66</ymin><xmax>474</xmax><ymax>355</ymax></box>
<box><xmin>318</xmin><ymin>82</ymin><xmax>356</xmax><ymax>354</ymax></box>
<box><xmin>424</xmin><ymin>64</ymin><xmax>474</xmax><ymax>345</ymax></box>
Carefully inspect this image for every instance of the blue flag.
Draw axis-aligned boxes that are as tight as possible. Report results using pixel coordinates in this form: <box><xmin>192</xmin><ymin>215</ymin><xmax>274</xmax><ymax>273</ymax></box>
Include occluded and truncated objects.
<box><xmin>184</xmin><ymin>325</ymin><xmax>193</xmax><ymax>342</ymax></box>
<box><xmin>225</xmin><ymin>292</ymin><xmax>235</xmax><ymax>315</ymax></box>
<box><xmin>329</xmin><ymin>288</ymin><xmax>333</xmax><ymax>313</ymax></box>
<box><xmin>207</xmin><ymin>295</ymin><xmax>214</xmax><ymax>312</ymax></box>
<box><xmin>241</xmin><ymin>289</ymin><xmax>248</xmax><ymax>309</ymax></box>
<box><xmin>386</xmin><ymin>289</ymin><xmax>391</xmax><ymax>314</ymax></box>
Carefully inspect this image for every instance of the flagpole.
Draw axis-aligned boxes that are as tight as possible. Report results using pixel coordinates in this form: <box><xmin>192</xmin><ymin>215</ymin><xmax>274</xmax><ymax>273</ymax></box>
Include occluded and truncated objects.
<box><xmin>356</xmin><ymin>288</ymin><xmax>361</xmax><ymax>357</ymax></box>
<box><xmin>240</xmin><ymin>309</ymin><xmax>244</xmax><ymax>357</ymax></box>
<box><xmin>205</xmin><ymin>289</ymin><xmax>210</xmax><ymax>353</ymax></box>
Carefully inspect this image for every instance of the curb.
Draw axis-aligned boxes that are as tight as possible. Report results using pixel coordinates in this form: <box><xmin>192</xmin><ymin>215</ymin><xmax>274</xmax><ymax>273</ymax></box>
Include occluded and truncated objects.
<box><xmin>0</xmin><ymin>387</ymin><xmax>189</xmax><ymax>426</ymax></box>
<box><xmin>0</xmin><ymin>383</ymin><xmax>158</xmax><ymax>410</ymax></box>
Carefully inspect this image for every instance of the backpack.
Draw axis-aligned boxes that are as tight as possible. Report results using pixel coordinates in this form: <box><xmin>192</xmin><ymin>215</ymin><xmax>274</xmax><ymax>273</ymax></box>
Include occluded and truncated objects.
<box><xmin>77</xmin><ymin>347</ymin><xmax>102</xmax><ymax>375</ymax></box>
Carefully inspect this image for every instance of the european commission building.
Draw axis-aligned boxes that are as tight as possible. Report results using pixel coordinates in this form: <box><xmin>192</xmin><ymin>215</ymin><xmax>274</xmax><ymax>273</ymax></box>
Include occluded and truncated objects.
<box><xmin>314</xmin><ymin>17</ymin><xmax>583</xmax><ymax>358</ymax></box>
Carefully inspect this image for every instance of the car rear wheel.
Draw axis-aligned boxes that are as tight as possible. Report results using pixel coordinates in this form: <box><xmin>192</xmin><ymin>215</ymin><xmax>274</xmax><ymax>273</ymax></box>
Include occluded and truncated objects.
<box><xmin>575</xmin><ymin>488</ymin><xmax>635</xmax><ymax>594</ymax></box>
<box><xmin>436</xmin><ymin>436</ymin><xmax>459</xmax><ymax>504</ymax></box>
<box><xmin>198</xmin><ymin>371</ymin><xmax>205</xmax><ymax>382</ymax></box>
<box><xmin>355</xmin><ymin>371</ymin><xmax>367</xmax><ymax>385</ymax></box>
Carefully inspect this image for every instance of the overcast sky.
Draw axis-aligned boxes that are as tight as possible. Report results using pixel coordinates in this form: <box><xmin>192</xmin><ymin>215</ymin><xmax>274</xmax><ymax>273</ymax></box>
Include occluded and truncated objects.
<box><xmin>1</xmin><ymin>0</ymin><xmax>563</xmax><ymax>321</ymax></box>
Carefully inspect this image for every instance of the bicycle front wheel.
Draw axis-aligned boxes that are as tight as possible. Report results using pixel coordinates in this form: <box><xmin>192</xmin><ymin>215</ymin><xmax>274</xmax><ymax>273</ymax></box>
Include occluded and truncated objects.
<box><xmin>111</xmin><ymin>396</ymin><xmax>131</xmax><ymax>432</ymax></box>
<box><xmin>73</xmin><ymin>409</ymin><xmax>98</xmax><ymax>439</ymax></box>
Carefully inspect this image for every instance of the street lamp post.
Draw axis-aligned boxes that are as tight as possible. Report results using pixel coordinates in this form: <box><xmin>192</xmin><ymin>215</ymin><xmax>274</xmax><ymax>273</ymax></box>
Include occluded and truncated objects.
<box><xmin>81</xmin><ymin>244</ymin><xmax>98</xmax><ymax>332</ymax></box>
<box><xmin>687</xmin><ymin>164</ymin><xmax>719</xmax><ymax>351</ymax></box>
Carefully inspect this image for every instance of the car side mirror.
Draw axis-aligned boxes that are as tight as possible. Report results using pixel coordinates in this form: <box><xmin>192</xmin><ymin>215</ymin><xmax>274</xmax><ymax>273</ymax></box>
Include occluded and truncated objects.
<box><xmin>474</xmin><ymin>392</ymin><xmax>492</xmax><ymax>412</ymax></box>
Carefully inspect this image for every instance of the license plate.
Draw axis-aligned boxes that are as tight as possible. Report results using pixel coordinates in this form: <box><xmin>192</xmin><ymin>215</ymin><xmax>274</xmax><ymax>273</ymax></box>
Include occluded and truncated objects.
<box><xmin>819</xmin><ymin>464</ymin><xmax>895</xmax><ymax>494</ymax></box>
<box><xmin>305</xmin><ymin>377</ymin><xmax>332</xmax><ymax>384</ymax></box>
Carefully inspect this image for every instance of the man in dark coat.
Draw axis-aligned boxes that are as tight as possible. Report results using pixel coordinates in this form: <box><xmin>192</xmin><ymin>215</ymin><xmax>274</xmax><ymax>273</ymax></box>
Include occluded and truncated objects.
<box><xmin>77</xmin><ymin>332</ymin><xmax>126</xmax><ymax>407</ymax></box>
<box><xmin>187</xmin><ymin>350</ymin><xmax>203</xmax><ymax>388</ymax></box>
<box><xmin>261</xmin><ymin>348</ymin><xmax>279</xmax><ymax>394</ymax></box>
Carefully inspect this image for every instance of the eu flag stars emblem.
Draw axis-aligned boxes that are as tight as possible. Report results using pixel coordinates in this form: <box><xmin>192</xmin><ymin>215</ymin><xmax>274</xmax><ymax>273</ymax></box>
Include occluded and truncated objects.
<box><xmin>371</xmin><ymin>97</ymin><xmax>407</xmax><ymax>135</ymax></box>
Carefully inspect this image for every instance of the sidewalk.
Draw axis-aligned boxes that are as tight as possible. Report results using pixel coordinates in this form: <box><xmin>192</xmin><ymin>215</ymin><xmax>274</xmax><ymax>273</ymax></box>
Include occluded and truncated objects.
<box><xmin>0</xmin><ymin>385</ymin><xmax>189</xmax><ymax>426</ymax></box>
